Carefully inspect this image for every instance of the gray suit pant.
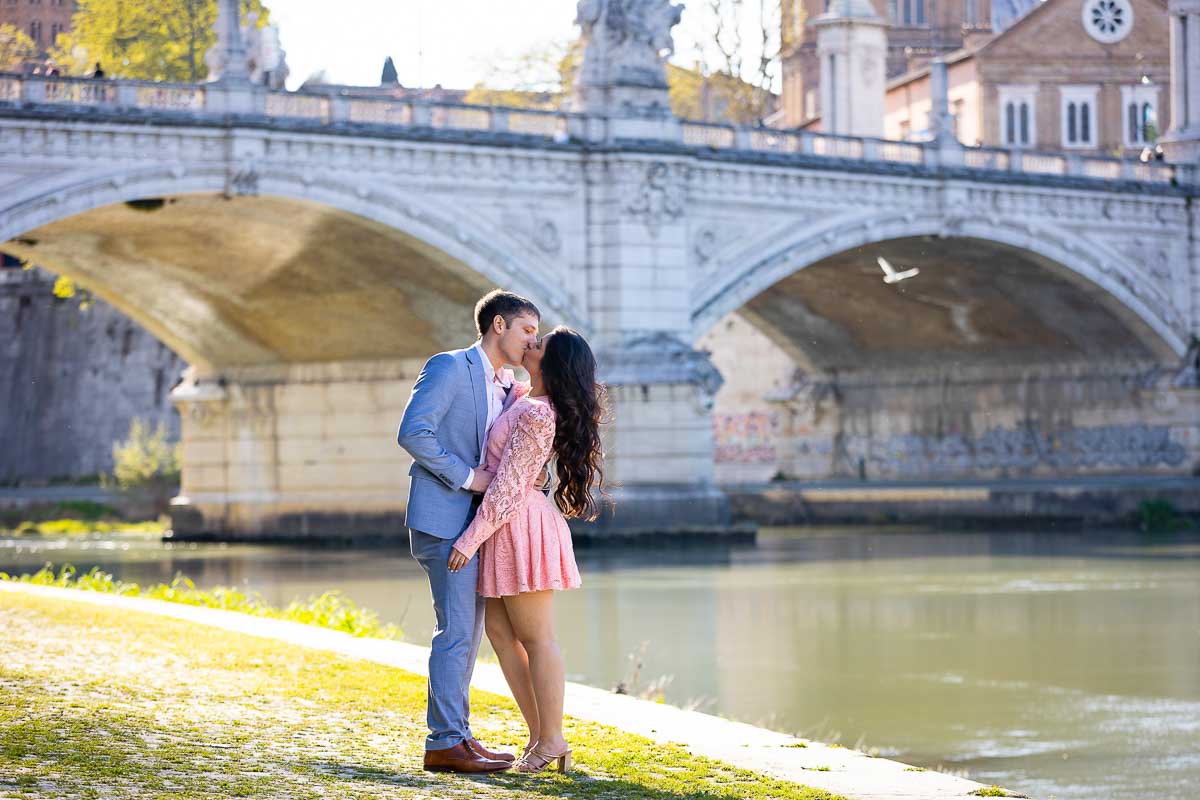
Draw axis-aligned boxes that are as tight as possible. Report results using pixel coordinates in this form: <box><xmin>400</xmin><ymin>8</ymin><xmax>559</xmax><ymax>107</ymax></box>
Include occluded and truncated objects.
<box><xmin>409</xmin><ymin>527</ymin><xmax>486</xmax><ymax>751</ymax></box>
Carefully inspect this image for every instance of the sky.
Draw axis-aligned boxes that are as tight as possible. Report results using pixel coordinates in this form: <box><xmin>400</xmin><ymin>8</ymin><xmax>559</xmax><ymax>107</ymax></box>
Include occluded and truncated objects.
<box><xmin>265</xmin><ymin>0</ymin><xmax>778</xmax><ymax>91</ymax></box>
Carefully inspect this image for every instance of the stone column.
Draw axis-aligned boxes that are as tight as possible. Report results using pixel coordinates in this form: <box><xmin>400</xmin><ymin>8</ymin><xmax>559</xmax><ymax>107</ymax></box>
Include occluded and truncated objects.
<box><xmin>811</xmin><ymin>0</ymin><xmax>889</xmax><ymax>138</ymax></box>
<box><xmin>1161</xmin><ymin>0</ymin><xmax>1200</xmax><ymax>163</ymax></box>
<box><xmin>168</xmin><ymin>361</ymin><xmax>420</xmax><ymax>542</ymax></box>
<box><xmin>582</xmin><ymin>157</ymin><xmax>732</xmax><ymax>535</ymax></box>
<box><xmin>203</xmin><ymin>0</ymin><xmax>265</xmax><ymax>115</ymax></box>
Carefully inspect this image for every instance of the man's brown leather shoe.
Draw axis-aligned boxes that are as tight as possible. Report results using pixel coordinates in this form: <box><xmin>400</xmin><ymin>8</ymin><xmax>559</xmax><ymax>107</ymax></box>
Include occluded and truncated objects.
<box><xmin>423</xmin><ymin>742</ymin><xmax>511</xmax><ymax>773</ymax></box>
<box><xmin>466</xmin><ymin>738</ymin><xmax>516</xmax><ymax>763</ymax></box>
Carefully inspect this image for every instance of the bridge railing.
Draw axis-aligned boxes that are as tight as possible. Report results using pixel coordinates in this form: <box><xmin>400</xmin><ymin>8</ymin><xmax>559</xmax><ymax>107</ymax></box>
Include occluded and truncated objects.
<box><xmin>0</xmin><ymin>73</ymin><xmax>576</xmax><ymax>140</ymax></box>
<box><xmin>0</xmin><ymin>73</ymin><xmax>1180</xmax><ymax>186</ymax></box>
<box><xmin>679</xmin><ymin>120</ymin><xmax>1179</xmax><ymax>186</ymax></box>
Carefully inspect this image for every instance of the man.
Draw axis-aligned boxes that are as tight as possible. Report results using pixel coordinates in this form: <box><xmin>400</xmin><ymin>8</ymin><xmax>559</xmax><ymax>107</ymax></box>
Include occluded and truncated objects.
<box><xmin>397</xmin><ymin>289</ymin><xmax>541</xmax><ymax>773</ymax></box>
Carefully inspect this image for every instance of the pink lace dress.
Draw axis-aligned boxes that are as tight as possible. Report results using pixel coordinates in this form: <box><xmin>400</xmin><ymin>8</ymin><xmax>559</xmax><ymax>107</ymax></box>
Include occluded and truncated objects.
<box><xmin>452</xmin><ymin>386</ymin><xmax>582</xmax><ymax>598</ymax></box>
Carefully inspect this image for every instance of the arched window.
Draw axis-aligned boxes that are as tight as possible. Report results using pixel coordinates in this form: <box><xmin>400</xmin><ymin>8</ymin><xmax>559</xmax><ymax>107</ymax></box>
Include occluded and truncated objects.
<box><xmin>999</xmin><ymin>85</ymin><xmax>1036</xmax><ymax>147</ymax></box>
<box><xmin>1121</xmin><ymin>86</ymin><xmax>1158</xmax><ymax>147</ymax></box>
<box><xmin>1060</xmin><ymin>86</ymin><xmax>1098</xmax><ymax>147</ymax></box>
<box><xmin>29</xmin><ymin>20</ymin><xmax>41</xmax><ymax>44</ymax></box>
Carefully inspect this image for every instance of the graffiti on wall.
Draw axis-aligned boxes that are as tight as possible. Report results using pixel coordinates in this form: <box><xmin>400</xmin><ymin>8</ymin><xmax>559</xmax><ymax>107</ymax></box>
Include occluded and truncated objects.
<box><xmin>846</xmin><ymin>423</ymin><xmax>1189</xmax><ymax>477</ymax></box>
<box><xmin>714</xmin><ymin>412</ymin><xmax>779</xmax><ymax>464</ymax></box>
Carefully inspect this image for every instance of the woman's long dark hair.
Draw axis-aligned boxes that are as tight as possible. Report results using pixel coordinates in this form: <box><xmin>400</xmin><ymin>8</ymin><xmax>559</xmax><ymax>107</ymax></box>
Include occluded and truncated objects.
<box><xmin>540</xmin><ymin>327</ymin><xmax>607</xmax><ymax>521</ymax></box>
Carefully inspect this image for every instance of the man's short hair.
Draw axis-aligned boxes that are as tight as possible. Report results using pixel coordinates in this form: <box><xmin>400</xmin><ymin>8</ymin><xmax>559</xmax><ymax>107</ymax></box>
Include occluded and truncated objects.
<box><xmin>475</xmin><ymin>289</ymin><xmax>541</xmax><ymax>337</ymax></box>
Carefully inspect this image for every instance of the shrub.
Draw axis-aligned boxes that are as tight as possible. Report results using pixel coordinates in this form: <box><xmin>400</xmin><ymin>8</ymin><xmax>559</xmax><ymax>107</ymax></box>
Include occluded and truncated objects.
<box><xmin>1137</xmin><ymin>499</ymin><xmax>1191</xmax><ymax>533</ymax></box>
<box><xmin>111</xmin><ymin>419</ymin><xmax>181</xmax><ymax>491</ymax></box>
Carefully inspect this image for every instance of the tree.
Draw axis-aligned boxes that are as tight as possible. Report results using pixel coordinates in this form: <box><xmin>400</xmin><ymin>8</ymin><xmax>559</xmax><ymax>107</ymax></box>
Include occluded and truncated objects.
<box><xmin>52</xmin><ymin>0</ymin><xmax>271</xmax><ymax>83</ymax></box>
<box><xmin>380</xmin><ymin>55</ymin><xmax>398</xmax><ymax>85</ymax></box>
<box><xmin>680</xmin><ymin>0</ymin><xmax>783</xmax><ymax>123</ymax></box>
<box><xmin>0</xmin><ymin>24</ymin><xmax>37</xmax><ymax>72</ymax></box>
<box><xmin>667</xmin><ymin>63</ymin><xmax>777</xmax><ymax>124</ymax></box>
<box><xmin>462</xmin><ymin>39</ymin><xmax>581</xmax><ymax>110</ymax></box>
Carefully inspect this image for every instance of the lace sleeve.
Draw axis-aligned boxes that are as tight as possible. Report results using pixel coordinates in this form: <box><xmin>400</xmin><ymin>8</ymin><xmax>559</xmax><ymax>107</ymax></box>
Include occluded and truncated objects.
<box><xmin>452</xmin><ymin>403</ymin><xmax>555</xmax><ymax>560</ymax></box>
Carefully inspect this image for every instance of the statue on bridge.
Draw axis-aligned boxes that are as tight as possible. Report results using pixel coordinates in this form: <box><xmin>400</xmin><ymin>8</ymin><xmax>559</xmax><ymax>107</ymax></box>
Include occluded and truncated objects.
<box><xmin>573</xmin><ymin>0</ymin><xmax>684</xmax><ymax>117</ymax></box>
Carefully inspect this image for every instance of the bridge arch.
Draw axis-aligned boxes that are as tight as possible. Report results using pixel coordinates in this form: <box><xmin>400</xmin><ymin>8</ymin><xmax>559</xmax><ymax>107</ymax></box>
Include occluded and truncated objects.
<box><xmin>1</xmin><ymin>164</ymin><xmax>581</xmax><ymax>374</ymax></box>
<box><xmin>692</xmin><ymin>210</ymin><xmax>1185</xmax><ymax>368</ymax></box>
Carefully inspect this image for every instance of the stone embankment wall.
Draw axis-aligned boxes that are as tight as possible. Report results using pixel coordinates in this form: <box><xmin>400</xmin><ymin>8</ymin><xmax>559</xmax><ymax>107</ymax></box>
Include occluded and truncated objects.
<box><xmin>0</xmin><ymin>265</ymin><xmax>185</xmax><ymax>484</ymax></box>
<box><xmin>702</xmin><ymin>314</ymin><xmax>1200</xmax><ymax>483</ymax></box>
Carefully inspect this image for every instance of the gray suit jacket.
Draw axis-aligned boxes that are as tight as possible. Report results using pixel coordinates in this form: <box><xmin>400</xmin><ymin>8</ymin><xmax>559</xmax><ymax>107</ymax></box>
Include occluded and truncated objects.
<box><xmin>397</xmin><ymin>346</ymin><xmax>490</xmax><ymax>540</ymax></box>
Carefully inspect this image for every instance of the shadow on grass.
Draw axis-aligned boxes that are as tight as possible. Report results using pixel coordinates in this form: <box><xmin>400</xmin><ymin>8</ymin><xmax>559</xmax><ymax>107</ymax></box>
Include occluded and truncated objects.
<box><xmin>300</xmin><ymin>757</ymin><xmax>821</xmax><ymax>800</ymax></box>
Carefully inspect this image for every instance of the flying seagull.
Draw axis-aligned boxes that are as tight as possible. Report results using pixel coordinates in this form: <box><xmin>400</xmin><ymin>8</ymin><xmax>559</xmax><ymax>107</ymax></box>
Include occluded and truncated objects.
<box><xmin>877</xmin><ymin>256</ymin><xmax>919</xmax><ymax>284</ymax></box>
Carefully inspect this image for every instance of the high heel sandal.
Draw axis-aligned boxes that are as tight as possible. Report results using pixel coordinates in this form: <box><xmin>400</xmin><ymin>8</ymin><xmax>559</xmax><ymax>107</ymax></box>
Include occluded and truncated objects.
<box><xmin>515</xmin><ymin>746</ymin><xmax>573</xmax><ymax>773</ymax></box>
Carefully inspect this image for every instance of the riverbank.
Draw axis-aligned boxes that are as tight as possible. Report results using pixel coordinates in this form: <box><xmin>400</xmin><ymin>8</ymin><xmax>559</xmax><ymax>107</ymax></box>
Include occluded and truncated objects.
<box><xmin>0</xmin><ymin>580</ymin><xmax>1012</xmax><ymax>800</ymax></box>
<box><xmin>729</xmin><ymin>475</ymin><xmax>1200</xmax><ymax>530</ymax></box>
<box><xmin>3</xmin><ymin>476</ymin><xmax>1198</xmax><ymax>544</ymax></box>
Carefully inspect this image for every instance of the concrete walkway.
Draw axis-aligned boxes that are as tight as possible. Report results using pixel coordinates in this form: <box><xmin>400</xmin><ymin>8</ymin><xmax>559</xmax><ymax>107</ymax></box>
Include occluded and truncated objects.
<box><xmin>0</xmin><ymin>581</ymin><xmax>1005</xmax><ymax>800</ymax></box>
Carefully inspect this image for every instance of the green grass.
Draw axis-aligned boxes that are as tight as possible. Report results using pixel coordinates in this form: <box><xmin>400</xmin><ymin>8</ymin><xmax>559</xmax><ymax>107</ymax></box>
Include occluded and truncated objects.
<box><xmin>0</xmin><ymin>501</ymin><xmax>166</xmax><ymax>537</ymax></box>
<box><xmin>0</xmin><ymin>590</ymin><xmax>846</xmax><ymax>800</ymax></box>
<box><xmin>0</xmin><ymin>564</ymin><xmax>403</xmax><ymax>640</ymax></box>
<box><xmin>969</xmin><ymin>787</ymin><xmax>1027</xmax><ymax>798</ymax></box>
<box><xmin>3</xmin><ymin>518</ymin><xmax>166</xmax><ymax>537</ymax></box>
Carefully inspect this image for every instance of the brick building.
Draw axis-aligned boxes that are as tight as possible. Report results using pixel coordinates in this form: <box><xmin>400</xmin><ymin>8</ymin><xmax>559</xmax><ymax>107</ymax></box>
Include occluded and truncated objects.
<box><xmin>881</xmin><ymin>0</ymin><xmax>1168</xmax><ymax>154</ymax></box>
<box><xmin>781</xmin><ymin>0</ymin><xmax>1040</xmax><ymax>126</ymax></box>
<box><xmin>0</xmin><ymin>0</ymin><xmax>77</xmax><ymax>62</ymax></box>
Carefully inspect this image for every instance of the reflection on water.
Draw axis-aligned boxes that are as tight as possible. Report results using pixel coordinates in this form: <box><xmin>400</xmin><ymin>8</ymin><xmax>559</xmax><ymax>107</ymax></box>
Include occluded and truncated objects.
<box><xmin>3</xmin><ymin>526</ymin><xmax>1198</xmax><ymax>800</ymax></box>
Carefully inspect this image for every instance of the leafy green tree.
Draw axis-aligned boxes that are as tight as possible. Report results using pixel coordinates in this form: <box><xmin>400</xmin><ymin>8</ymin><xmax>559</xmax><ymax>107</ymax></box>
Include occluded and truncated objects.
<box><xmin>52</xmin><ymin>0</ymin><xmax>271</xmax><ymax>83</ymax></box>
<box><xmin>0</xmin><ymin>24</ymin><xmax>38</xmax><ymax>72</ymax></box>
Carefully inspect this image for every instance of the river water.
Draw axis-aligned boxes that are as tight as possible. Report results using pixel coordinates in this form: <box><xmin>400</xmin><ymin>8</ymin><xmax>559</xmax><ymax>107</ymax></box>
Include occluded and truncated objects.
<box><xmin>2</xmin><ymin>526</ymin><xmax>1197</xmax><ymax>800</ymax></box>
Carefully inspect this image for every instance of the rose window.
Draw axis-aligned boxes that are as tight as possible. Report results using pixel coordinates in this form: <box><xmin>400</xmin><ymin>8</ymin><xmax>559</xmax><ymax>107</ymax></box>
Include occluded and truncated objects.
<box><xmin>1082</xmin><ymin>0</ymin><xmax>1133</xmax><ymax>43</ymax></box>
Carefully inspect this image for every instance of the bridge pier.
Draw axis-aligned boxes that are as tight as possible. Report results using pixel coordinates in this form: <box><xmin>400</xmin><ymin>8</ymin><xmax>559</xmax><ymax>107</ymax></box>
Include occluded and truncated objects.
<box><xmin>165</xmin><ymin>348</ymin><xmax>735</xmax><ymax>541</ymax></box>
<box><xmin>168</xmin><ymin>361</ymin><xmax>421</xmax><ymax>542</ymax></box>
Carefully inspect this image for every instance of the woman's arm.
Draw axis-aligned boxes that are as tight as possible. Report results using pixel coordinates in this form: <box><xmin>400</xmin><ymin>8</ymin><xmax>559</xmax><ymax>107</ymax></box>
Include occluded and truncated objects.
<box><xmin>450</xmin><ymin>403</ymin><xmax>555</xmax><ymax>565</ymax></box>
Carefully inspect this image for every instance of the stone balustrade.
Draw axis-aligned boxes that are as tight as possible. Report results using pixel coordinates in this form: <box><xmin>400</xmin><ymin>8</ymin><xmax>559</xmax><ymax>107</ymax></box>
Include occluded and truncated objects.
<box><xmin>679</xmin><ymin>120</ymin><xmax>1180</xmax><ymax>185</ymax></box>
<box><xmin>0</xmin><ymin>72</ymin><xmax>1184</xmax><ymax>188</ymax></box>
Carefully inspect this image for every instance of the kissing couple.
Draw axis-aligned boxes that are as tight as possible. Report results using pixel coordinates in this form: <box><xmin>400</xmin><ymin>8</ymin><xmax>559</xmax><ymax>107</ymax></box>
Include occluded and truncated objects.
<box><xmin>397</xmin><ymin>289</ymin><xmax>606</xmax><ymax>775</ymax></box>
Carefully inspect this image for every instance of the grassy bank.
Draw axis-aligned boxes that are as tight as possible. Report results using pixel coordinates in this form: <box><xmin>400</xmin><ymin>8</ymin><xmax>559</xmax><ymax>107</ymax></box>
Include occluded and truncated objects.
<box><xmin>0</xmin><ymin>589</ymin><xmax>844</xmax><ymax>800</ymax></box>
<box><xmin>0</xmin><ymin>564</ymin><xmax>403</xmax><ymax>640</ymax></box>
<box><xmin>0</xmin><ymin>500</ymin><xmax>166</xmax><ymax>537</ymax></box>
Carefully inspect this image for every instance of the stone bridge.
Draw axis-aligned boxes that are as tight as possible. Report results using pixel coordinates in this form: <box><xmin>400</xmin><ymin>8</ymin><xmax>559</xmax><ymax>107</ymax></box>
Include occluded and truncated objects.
<box><xmin>1</xmin><ymin>0</ymin><xmax>1198</xmax><ymax>537</ymax></box>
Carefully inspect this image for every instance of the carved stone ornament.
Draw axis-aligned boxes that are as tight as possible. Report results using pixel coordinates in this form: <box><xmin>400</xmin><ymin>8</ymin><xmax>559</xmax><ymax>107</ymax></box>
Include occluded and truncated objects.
<box><xmin>226</xmin><ymin>154</ymin><xmax>259</xmax><ymax>198</ymax></box>
<box><xmin>1174</xmin><ymin>337</ymin><xmax>1200</xmax><ymax>389</ymax></box>
<box><xmin>575</xmin><ymin>0</ymin><xmax>683</xmax><ymax>86</ymax></box>
<box><xmin>601</xmin><ymin>332</ymin><xmax>725</xmax><ymax>406</ymax></box>
<box><xmin>694</xmin><ymin>226</ymin><xmax>718</xmax><ymax>262</ymax></box>
<box><xmin>625</xmin><ymin>161</ymin><xmax>685</xmax><ymax>234</ymax></box>
<box><xmin>534</xmin><ymin>219</ymin><xmax>562</xmax><ymax>254</ymax></box>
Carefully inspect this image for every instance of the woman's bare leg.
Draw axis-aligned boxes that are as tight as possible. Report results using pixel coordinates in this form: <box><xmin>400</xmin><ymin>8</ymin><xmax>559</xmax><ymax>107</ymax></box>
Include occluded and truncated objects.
<box><xmin>484</xmin><ymin>596</ymin><xmax>539</xmax><ymax>751</ymax></box>
<box><xmin>502</xmin><ymin>590</ymin><xmax>567</xmax><ymax>754</ymax></box>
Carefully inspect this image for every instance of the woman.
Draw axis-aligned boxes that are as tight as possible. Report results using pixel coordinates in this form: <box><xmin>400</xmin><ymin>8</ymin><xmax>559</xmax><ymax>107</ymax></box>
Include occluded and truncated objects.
<box><xmin>447</xmin><ymin>326</ymin><xmax>606</xmax><ymax>774</ymax></box>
